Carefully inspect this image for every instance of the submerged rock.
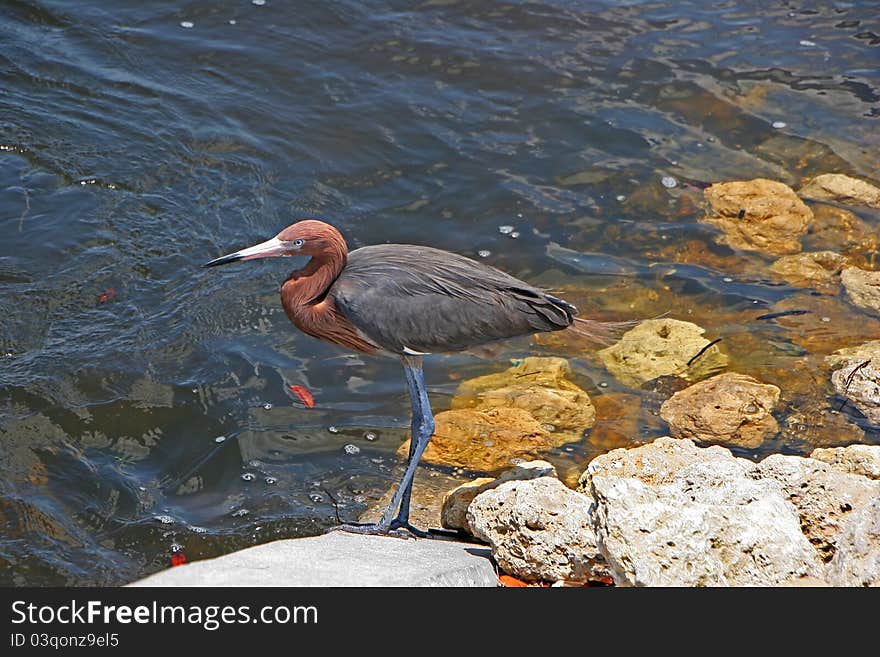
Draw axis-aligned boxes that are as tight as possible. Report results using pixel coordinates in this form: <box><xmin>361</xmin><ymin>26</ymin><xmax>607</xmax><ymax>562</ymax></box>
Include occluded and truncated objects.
<box><xmin>441</xmin><ymin>460</ymin><xmax>557</xmax><ymax>532</ymax></box>
<box><xmin>702</xmin><ymin>179</ymin><xmax>813</xmax><ymax>255</ymax></box>
<box><xmin>404</xmin><ymin>357</ymin><xmax>594</xmax><ymax>471</ymax></box>
<box><xmin>455</xmin><ymin>385</ymin><xmax>593</xmax><ymax>436</ymax></box>
<box><xmin>598</xmin><ymin>318</ymin><xmax>727</xmax><ymax>388</ymax></box>
<box><xmin>451</xmin><ymin>356</ymin><xmax>595</xmax><ymax>436</ymax></box>
<box><xmin>584</xmin><ymin>437</ymin><xmax>823</xmax><ymax>586</ymax></box>
<box><xmin>826</xmin><ymin>341</ymin><xmax>880</xmax><ymax>426</ymax></box>
<box><xmin>841</xmin><ymin>267</ymin><xmax>880</xmax><ymax>313</ymax></box>
<box><xmin>454</xmin><ymin>356</ymin><xmax>574</xmax><ymax>395</ymax></box>
<box><xmin>799</xmin><ymin>173</ymin><xmax>880</xmax><ymax>209</ymax></box>
<box><xmin>769</xmin><ymin>251</ymin><xmax>847</xmax><ymax>290</ymax></box>
<box><xmin>467</xmin><ymin>477</ymin><xmax>608</xmax><ymax>584</ymax></box>
<box><xmin>659</xmin><ymin>372</ymin><xmax>780</xmax><ymax>448</ymax></box>
<box><xmin>803</xmin><ymin>204</ymin><xmax>878</xmax><ymax>257</ymax></box>
<box><xmin>404</xmin><ymin>407</ymin><xmax>558</xmax><ymax>472</ymax></box>
<box><xmin>780</xmin><ymin>403</ymin><xmax>864</xmax><ymax>448</ymax></box>
<box><xmin>810</xmin><ymin>444</ymin><xmax>880</xmax><ymax>480</ymax></box>
<box><xmin>587</xmin><ymin>393</ymin><xmax>645</xmax><ymax>452</ymax></box>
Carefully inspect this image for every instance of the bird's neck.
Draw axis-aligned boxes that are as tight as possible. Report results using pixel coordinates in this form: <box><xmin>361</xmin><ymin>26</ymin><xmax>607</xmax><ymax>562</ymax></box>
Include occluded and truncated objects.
<box><xmin>281</xmin><ymin>249</ymin><xmax>347</xmax><ymax>307</ymax></box>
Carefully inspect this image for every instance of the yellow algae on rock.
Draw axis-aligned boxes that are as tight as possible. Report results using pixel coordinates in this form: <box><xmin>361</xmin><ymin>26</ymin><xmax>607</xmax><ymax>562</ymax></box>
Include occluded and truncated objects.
<box><xmin>598</xmin><ymin>318</ymin><xmax>728</xmax><ymax>388</ymax></box>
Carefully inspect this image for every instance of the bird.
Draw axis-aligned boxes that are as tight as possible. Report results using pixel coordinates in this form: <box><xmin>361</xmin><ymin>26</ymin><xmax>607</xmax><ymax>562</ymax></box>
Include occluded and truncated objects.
<box><xmin>205</xmin><ymin>219</ymin><xmax>620</xmax><ymax>537</ymax></box>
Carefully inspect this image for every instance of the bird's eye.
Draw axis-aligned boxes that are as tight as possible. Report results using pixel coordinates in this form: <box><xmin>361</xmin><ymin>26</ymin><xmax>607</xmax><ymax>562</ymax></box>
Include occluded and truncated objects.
<box><xmin>293</xmin><ymin>239</ymin><xmax>304</xmax><ymax>247</ymax></box>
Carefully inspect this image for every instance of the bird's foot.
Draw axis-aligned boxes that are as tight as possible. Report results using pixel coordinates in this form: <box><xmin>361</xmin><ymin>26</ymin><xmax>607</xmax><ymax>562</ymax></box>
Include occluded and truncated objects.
<box><xmin>388</xmin><ymin>518</ymin><xmax>431</xmax><ymax>538</ymax></box>
<box><xmin>325</xmin><ymin>520</ymin><xmax>426</xmax><ymax>540</ymax></box>
<box><xmin>325</xmin><ymin>518</ymin><xmax>437</xmax><ymax>539</ymax></box>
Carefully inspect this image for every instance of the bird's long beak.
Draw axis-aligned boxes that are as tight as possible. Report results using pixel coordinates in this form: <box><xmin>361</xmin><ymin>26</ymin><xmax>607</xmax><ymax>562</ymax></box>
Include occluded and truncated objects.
<box><xmin>203</xmin><ymin>236</ymin><xmax>287</xmax><ymax>268</ymax></box>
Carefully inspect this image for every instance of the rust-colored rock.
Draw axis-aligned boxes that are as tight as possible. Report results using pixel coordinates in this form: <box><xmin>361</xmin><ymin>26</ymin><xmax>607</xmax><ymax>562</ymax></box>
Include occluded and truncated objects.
<box><xmin>702</xmin><ymin>178</ymin><xmax>813</xmax><ymax>255</ymax></box>
<box><xmin>659</xmin><ymin>372</ymin><xmax>780</xmax><ymax>448</ymax></box>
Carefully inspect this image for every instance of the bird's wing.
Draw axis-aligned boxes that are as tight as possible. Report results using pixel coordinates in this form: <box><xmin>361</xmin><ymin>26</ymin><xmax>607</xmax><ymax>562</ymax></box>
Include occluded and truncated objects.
<box><xmin>329</xmin><ymin>244</ymin><xmax>575</xmax><ymax>354</ymax></box>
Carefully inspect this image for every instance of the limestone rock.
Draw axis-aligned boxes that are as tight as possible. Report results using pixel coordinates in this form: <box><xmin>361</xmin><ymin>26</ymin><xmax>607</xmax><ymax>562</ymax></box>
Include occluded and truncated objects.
<box><xmin>580</xmin><ymin>435</ymin><xmax>745</xmax><ymax>491</ymax></box>
<box><xmin>598</xmin><ymin>318</ymin><xmax>727</xmax><ymax>388</ymax></box>
<box><xmin>451</xmin><ymin>357</ymin><xmax>594</xmax><ymax>434</ymax></box>
<box><xmin>702</xmin><ymin>179</ymin><xmax>813</xmax><ymax>255</ymax></box>
<box><xmin>810</xmin><ymin>444</ymin><xmax>880</xmax><ymax>480</ymax></box>
<box><xmin>441</xmin><ymin>460</ymin><xmax>557</xmax><ymax>532</ymax></box>
<box><xmin>659</xmin><ymin>372</ymin><xmax>780</xmax><ymax>448</ymax></box>
<box><xmin>826</xmin><ymin>341</ymin><xmax>880</xmax><ymax>425</ymax></box>
<box><xmin>841</xmin><ymin>267</ymin><xmax>880</xmax><ymax>313</ymax></box>
<box><xmin>467</xmin><ymin>477</ymin><xmax>608</xmax><ymax>583</ymax></box>
<box><xmin>825</xmin><ymin>496</ymin><xmax>880</xmax><ymax>587</ymax></box>
<box><xmin>770</xmin><ymin>251</ymin><xmax>847</xmax><ymax>289</ymax></box>
<box><xmin>128</xmin><ymin>532</ymin><xmax>497</xmax><ymax>587</ymax></box>
<box><xmin>756</xmin><ymin>454</ymin><xmax>880</xmax><ymax>562</ymax></box>
<box><xmin>590</xmin><ymin>476</ymin><xmax>821</xmax><ymax>586</ymax></box>
<box><xmin>799</xmin><ymin>173</ymin><xmax>880</xmax><ymax>209</ymax></box>
<box><xmin>584</xmin><ymin>438</ymin><xmax>822</xmax><ymax>586</ymax></box>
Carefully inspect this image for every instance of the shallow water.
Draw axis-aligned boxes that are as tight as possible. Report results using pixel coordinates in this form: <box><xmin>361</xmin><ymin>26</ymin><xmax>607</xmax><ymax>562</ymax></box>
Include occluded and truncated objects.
<box><xmin>1</xmin><ymin>0</ymin><xmax>878</xmax><ymax>585</ymax></box>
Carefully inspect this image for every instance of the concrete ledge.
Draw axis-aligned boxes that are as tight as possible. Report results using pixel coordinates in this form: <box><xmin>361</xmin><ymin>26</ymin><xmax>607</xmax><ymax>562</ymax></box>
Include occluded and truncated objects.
<box><xmin>128</xmin><ymin>532</ymin><xmax>497</xmax><ymax>587</ymax></box>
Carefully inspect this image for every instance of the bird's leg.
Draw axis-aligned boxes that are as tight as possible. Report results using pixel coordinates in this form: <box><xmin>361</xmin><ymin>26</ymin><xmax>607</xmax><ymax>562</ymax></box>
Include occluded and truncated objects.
<box><xmin>383</xmin><ymin>357</ymin><xmax>434</xmax><ymax>535</ymax></box>
<box><xmin>389</xmin><ymin>360</ymin><xmax>427</xmax><ymax>528</ymax></box>
<box><xmin>327</xmin><ymin>355</ymin><xmax>435</xmax><ymax>538</ymax></box>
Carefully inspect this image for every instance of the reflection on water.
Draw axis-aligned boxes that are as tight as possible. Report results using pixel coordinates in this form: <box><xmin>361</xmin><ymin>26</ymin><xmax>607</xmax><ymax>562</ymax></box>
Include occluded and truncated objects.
<box><xmin>1</xmin><ymin>0</ymin><xmax>878</xmax><ymax>584</ymax></box>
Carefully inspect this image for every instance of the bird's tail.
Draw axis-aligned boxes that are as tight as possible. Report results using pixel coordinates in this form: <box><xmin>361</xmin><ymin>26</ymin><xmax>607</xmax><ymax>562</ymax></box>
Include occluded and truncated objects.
<box><xmin>567</xmin><ymin>316</ymin><xmax>640</xmax><ymax>346</ymax></box>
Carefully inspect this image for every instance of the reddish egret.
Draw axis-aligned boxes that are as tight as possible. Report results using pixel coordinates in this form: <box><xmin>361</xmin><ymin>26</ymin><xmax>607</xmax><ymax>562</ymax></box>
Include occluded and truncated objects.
<box><xmin>206</xmin><ymin>220</ymin><xmax>615</xmax><ymax>536</ymax></box>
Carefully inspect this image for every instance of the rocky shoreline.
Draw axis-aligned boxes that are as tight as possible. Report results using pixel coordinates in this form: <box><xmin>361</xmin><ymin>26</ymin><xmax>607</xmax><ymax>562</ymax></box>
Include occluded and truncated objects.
<box><xmin>423</xmin><ymin>172</ymin><xmax>880</xmax><ymax>587</ymax></box>
<box><xmin>444</xmin><ymin>440</ymin><xmax>879</xmax><ymax>586</ymax></box>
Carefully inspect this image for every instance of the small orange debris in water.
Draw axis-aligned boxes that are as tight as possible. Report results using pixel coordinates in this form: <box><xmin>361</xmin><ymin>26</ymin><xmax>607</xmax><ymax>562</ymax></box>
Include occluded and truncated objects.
<box><xmin>170</xmin><ymin>552</ymin><xmax>187</xmax><ymax>567</ymax></box>
<box><xmin>97</xmin><ymin>288</ymin><xmax>116</xmax><ymax>304</ymax></box>
<box><xmin>27</xmin><ymin>462</ymin><xmax>49</xmax><ymax>486</ymax></box>
<box><xmin>498</xmin><ymin>575</ymin><xmax>529</xmax><ymax>587</ymax></box>
<box><xmin>288</xmin><ymin>384</ymin><xmax>315</xmax><ymax>408</ymax></box>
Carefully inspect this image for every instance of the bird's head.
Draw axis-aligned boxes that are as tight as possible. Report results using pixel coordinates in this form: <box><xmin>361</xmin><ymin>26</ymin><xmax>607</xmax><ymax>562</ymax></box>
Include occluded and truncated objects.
<box><xmin>204</xmin><ymin>219</ymin><xmax>347</xmax><ymax>267</ymax></box>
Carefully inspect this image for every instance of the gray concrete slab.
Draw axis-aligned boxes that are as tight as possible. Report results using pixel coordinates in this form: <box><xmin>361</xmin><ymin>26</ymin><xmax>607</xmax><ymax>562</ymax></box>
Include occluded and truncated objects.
<box><xmin>128</xmin><ymin>532</ymin><xmax>497</xmax><ymax>587</ymax></box>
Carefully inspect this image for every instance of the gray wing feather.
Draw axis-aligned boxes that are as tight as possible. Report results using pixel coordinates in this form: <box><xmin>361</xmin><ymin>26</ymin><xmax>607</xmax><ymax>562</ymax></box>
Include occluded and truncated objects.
<box><xmin>329</xmin><ymin>245</ymin><xmax>576</xmax><ymax>354</ymax></box>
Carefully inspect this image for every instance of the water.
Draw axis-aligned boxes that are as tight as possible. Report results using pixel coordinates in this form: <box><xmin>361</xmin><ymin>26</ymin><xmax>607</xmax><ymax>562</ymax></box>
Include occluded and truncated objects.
<box><xmin>1</xmin><ymin>1</ymin><xmax>878</xmax><ymax>585</ymax></box>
